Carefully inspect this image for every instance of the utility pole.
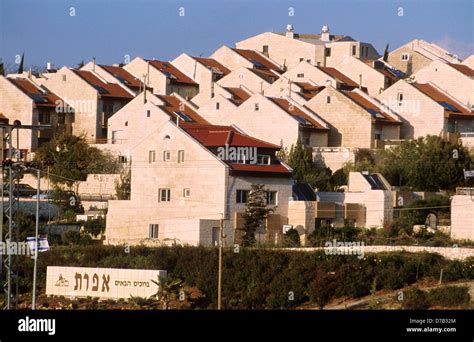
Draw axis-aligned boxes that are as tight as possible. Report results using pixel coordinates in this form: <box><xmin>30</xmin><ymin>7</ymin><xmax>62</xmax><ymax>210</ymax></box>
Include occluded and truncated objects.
<box><xmin>1</xmin><ymin>121</ymin><xmax>51</xmax><ymax>310</ymax></box>
<box><xmin>217</xmin><ymin>214</ymin><xmax>224</xmax><ymax>310</ymax></box>
<box><xmin>32</xmin><ymin>168</ymin><xmax>40</xmax><ymax>309</ymax></box>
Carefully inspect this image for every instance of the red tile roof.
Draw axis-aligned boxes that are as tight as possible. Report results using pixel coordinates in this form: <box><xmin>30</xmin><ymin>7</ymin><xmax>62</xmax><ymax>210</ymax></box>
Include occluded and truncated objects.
<box><xmin>229</xmin><ymin>163</ymin><xmax>291</xmax><ymax>175</ymax></box>
<box><xmin>180</xmin><ymin>123</ymin><xmax>290</xmax><ymax>175</ymax></box>
<box><xmin>156</xmin><ymin>95</ymin><xmax>209</xmax><ymax>124</ymax></box>
<box><xmin>180</xmin><ymin>123</ymin><xmax>280</xmax><ymax>148</ymax></box>
<box><xmin>294</xmin><ymin>82</ymin><xmax>325</xmax><ymax>100</ymax></box>
<box><xmin>412</xmin><ymin>83</ymin><xmax>473</xmax><ymax>118</ymax></box>
<box><xmin>193</xmin><ymin>57</ymin><xmax>230</xmax><ymax>76</ymax></box>
<box><xmin>224</xmin><ymin>87</ymin><xmax>251</xmax><ymax>105</ymax></box>
<box><xmin>269</xmin><ymin>98</ymin><xmax>328</xmax><ymax>130</ymax></box>
<box><xmin>74</xmin><ymin>70</ymin><xmax>134</xmax><ymax>99</ymax></box>
<box><xmin>249</xmin><ymin>68</ymin><xmax>279</xmax><ymax>83</ymax></box>
<box><xmin>448</xmin><ymin>63</ymin><xmax>474</xmax><ymax>77</ymax></box>
<box><xmin>148</xmin><ymin>60</ymin><xmax>197</xmax><ymax>85</ymax></box>
<box><xmin>342</xmin><ymin>91</ymin><xmax>401</xmax><ymax>124</ymax></box>
<box><xmin>8</xmin><ymin>78</ymin><xmax>63</xmax><ymax>107</ymax></box>
<box><xmin>99</xmin><ymin>65</ymin><xmax>142</xmax><ymax>89</ymax></box>
<box><xmin>318</xmin><ymin>66</ymin><xmax>359</xmax><ymax>87</ymax></box>
<box><xmin>231</xmin><ymin>48</ymin><xmax>282</xmax><ymax>73</ymax></box>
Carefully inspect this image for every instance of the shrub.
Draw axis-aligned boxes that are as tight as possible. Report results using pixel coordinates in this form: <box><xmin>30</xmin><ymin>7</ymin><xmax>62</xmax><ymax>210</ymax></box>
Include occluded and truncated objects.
<box><xmin>402</xmin><ymin>287</ymin><xmax>430</xmax><ymax>309</ymax></box>
<box><xmin>308</xmin><ymin>270</ymin><xmax>338</xmax><ymax>309</ymax></box>
<box><xmin>282</xmin><ymin>229</ymin><xmax>301</xmax><ymax>247</ymax></box>
<box><xmin>427</xmin><ymin>286</ymin><xmax>470</xmax><ymax>307</ymax></box>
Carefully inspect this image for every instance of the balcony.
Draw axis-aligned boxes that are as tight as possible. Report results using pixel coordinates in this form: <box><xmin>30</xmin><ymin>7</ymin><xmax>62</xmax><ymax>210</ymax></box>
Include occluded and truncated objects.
<box><xmin>460</xmin><ymin>132</ymin><xmax>474</xmax><ymax>149</ymax></box>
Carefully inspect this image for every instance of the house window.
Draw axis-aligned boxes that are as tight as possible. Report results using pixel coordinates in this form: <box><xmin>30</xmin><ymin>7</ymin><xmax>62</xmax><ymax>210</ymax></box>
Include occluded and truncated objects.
<box><xmin>62</xmin><ymin>75</ymin><xmax>66</xmax><ymax>82</ymax></box>
<box><xmin>183</xmin><ymin>188</ymin><xmax>191</xmax><ymax>197</ymax></box>
<box><xmin>118</xmin><ymin>155</ymin><xmax>128</xmax><ymax>164</ymax></box>
<box><xmin>57</xmin><ymin>113</ymin><xmax>65</xmax><ymax>124</ymax></box>
<box><xmin>397</xmin><ymin>92</ymin><xmax>403</xmax><ymax>106</ymax></box>
<box><xmin>236</xmin><ymin>190</ymin><xmax>249</xmax><ymax>204</ymax></box>
<box><xmin>401</xmin><ymin>53</ymin><xmax>410</xmax><ymax>61</ymax></box>
<box><xmin>297</xmin><ymin>73</ymin><xmax>304</xmax><ymax>78</ymax></box>
<box><xmin>163</xmin><ymin>150</ymin><xmax>171</xmax><ymax>161</ymax></box>
<box><xmin>178</xmin><ymin>150</ymin><xmax>184</xmax><ymax>163</ymax></box>
<box><xmin>39</xmin><ymin>112</ymin><xmax>50</xmax><ymax>124</ymax></box>
<box><xmin>149</xmin><ymin>224</ymin><xmax>159</xmax><ymax>239</ymax></box>
<box><xmin>254</xmin><ymin>103</ymin><xmax>259</xmax><ymax>111</ymax></box>
<box><xmin>125</xmin><ymin>121</ymin><xmax>128</xmax><ymax>126</ymax></box>
<box><xmin>216</xmin><ymin>102</ymin><xmax>220</xmax><ymax>110</ymax></box>
<box><xmin>352</xmin><ymin>45</ymin><xmax>357</xmax><ymax>56</ymax></box>
<box><xmin>325</xmin><ymin>48</ymin><xmax>331</xmax><ymax>57</ymax></box>
<box><xmin>148</xmin><ymin>150</ymin><xmax>156</xmax><ymax>163</ymax></box>
<box><xmin>306</xmin><ymin>59</ymin><xmax>311</xmax><ymax>63</ymax></box>
<box><xmin>262</xmin><ymin>45</ymin><xmax>269</xmax><ymax>55</ymax></box>
<box><xmin>299</xmin><ymin>58</ymin><xmax>304</xmax><ymax>62</ymax></box>
<box><xmin>375</xmin><ymin>132</ymin><xmax>382</xmax><ymax>140</ymax></box>
<box><xmin>159</xmin><ymin>188</ymin><xmax>171</xmax><ymax>202</ymax></box>
<box><xmin>257</xmin><ymin>154</ymin><xmax>271</xmax><ymax>165</ymax></box>
<box><xmin>147</xmin><ymin>110</ymin><xmax>151</xmax><ymax>117</ymax></box>
<box><xmin>266</xmin><ymin>191</ymin><xmax>277</xmax><ymax>205</ymax></box>
<box><xmin>326</xmin><ymin>96</ymin><xmax>331</xmax><ymax>104</ymax></box>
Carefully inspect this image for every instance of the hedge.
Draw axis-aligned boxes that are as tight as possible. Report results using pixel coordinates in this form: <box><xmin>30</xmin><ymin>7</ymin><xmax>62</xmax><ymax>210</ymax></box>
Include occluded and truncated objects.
<box><xmin>15</xmin><ymin>245</ymin><xmax>474</xmax><ymax>309</ymax></box>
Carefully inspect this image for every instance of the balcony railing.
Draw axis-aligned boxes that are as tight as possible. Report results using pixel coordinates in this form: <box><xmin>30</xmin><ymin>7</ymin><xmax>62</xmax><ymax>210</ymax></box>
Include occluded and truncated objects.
<box><xmin>86</xmin><ymin>138</ymin><xmax>128</xmax><ymax>145</ymax></box>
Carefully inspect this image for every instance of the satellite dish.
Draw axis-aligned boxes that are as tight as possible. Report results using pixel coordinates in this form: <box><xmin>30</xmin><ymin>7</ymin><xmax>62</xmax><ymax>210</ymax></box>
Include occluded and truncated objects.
<box><xmin>286</xmin><ymin>24</ymin><xmax>294</xmax><ymax>32</ymax></box>
<box><xmin>322</xmin><ymin>25</ymin><xmax>329</xmax><ymax>33</ymax></box>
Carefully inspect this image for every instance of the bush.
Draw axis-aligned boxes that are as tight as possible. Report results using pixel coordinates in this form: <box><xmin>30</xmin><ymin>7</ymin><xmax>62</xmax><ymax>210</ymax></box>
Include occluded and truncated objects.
<box><xmin>308</xmin><ymin>270</ymin><xmax>337</xmax><ymax>309</ymax></box>
<box><xmin>61</xmin><ymin>230</ymin><xmax>92</xmax><ymax>245</ymax></box>
<box><xmin>282</xmin><ymin>229</ymin><xmax>301</xmax><ymax>247</ymax></box>
<box><xmin>402</xmin><ymin>287</ymin><xmax>430</xmax><ymax>309</ymax></box>
<box><xmin>82</xmin><ymin>217</ymin><xmax>106</xmax><ymax>237</ymax></box>
<box><xmin>427</xmin><ymin>286</ymin><xmax>470</xmax><ymax>307</ymax></box>
<box><xmin>15</xmin><ymin>246</ymin><xmax>474</xmax><ymax>309</ymax></box>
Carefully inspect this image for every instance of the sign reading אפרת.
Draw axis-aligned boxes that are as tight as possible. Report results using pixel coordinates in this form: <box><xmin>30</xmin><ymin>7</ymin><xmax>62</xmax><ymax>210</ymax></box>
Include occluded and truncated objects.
<box><xmin>46</xmin><ymin>266</ymin><xmax>167</xmax><ymax>299</ymax></box>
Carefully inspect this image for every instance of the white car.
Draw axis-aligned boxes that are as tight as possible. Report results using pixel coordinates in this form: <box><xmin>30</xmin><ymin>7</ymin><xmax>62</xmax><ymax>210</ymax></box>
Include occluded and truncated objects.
<box><xmin>32</xmin><ymin>193</ymin><xmax>49</xmax><ymax>199</ymax></box>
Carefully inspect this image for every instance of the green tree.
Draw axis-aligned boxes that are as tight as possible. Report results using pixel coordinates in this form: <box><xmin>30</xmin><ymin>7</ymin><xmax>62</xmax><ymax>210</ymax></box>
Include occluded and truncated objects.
<box><xmin>241</xmin><ymin>184</ymin><xmax>274</xmax><ymax>247</ymax></box>
<box><xmin>115</xmin><ymin>168</ymin><xmax>131</xmax><ymax>200</ymax></box>
<box><xmin>34</xmin><ymin>133</ymin><xmax>121</xmax><ymax>193</ymax></box>
<box><xmin>282</xmin><ymin>140</ymin><xmax>332</xmax><ymax>191</ymax></box>
<box><xmin>376</xmin><ymin>135</ymin><xmax>472</xmax><ymax>191</ymax></box>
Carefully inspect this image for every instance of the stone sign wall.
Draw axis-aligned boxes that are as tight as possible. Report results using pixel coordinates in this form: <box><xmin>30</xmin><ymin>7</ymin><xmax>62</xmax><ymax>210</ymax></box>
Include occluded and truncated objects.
<box><xmin>46</xmin><ymin>266</ymin><xmax>166</xmax><ymax>299</ymax></box>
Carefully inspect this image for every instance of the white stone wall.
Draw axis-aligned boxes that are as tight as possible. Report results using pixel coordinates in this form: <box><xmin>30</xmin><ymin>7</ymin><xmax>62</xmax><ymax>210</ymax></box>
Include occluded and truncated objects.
<box><xmin>331</xmin><ymin>56</ymin><xmax>386</xmax><ymax>96</ymax></box>
<box><xmin>413</xmin><ymin>60</ymin><xmax>474</xmax><ymax>108</ymax></box>
<box><xmin>123</xmin><ymin>57</ymin><xmax>167</xmax><ymax>95</ymax></box>
<box><xmin>451</xmin><ymin>195</ymin><xmax>474</xmax><ymax>240</ymax></box>
<box><xmin>377</xmin><ymin>80</ymin><xmax>445</xmax><ymax>139</ymax></box>
<box><xmin>0</xmin><ymin>76</ymin><xmax>35</xmax><ymax>152</ymax></box>
<box><xmin>217</xmin><ymin>67</ymin><xmax>272</xmax><ymax>94</ymax></box>
<box><xmin>44</xmin><ymin>68</ymin><xmax>100</xmax><ymax>139</ymax></box>
<box><xmin>235</xmin><ymin>32</ymin><xmax>324</xmax><ymax>69</ymax></box>
<box><xmin>306</xmin><ymin>86</ymin><xmax>374</xmax><ymax>148</ymax></box>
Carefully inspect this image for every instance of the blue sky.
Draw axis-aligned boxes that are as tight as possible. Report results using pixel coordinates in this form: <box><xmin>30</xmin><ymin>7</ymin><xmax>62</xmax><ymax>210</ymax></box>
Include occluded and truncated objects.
<box><xmin>0</xmin><ymin>0</ymin><xmax>473</xmax><ymax>70</ymax></box>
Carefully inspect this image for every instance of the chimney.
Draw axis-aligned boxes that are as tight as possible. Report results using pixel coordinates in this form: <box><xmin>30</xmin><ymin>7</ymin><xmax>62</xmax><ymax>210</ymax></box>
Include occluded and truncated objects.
<box><xmin>46</xmin><ymin>62</ymin><xmax>52</xmax><ymax>70</ymax></box>
<box><xmin>92</xmin><ymin>57</ymin><xmax>96</xmax><ymax>71</ymax></box>
<box><xmin>286</xmin><ymin>24</ymin><xmax>294</xmax><ymax>39</ymax></box>
<box><xmin>359</xmin><ymin>74</ymin><xmax>362</xmax><ymax>89</ymax></box>
<box><xmin>321</xmin><ymin>25</ymin><xmax>330</xmax><ymax>42</ymax></box>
